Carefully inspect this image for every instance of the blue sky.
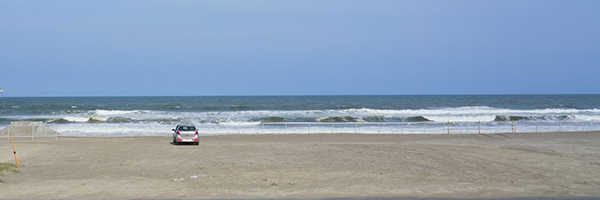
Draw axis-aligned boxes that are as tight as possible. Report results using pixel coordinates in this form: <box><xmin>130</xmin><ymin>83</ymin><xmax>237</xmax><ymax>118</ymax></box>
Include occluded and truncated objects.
<box><xmin>1</xmin><ymin>0</ymin><xmax>599</xmax><ymax>97</ymax></box>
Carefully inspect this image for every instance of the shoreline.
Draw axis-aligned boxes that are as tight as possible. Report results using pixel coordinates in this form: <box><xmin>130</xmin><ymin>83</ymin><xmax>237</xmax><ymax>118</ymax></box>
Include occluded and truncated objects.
<box><xmin>2</xmin><ymin>132</ymin><xmax>600</xmax><ymax>199</ymax></box>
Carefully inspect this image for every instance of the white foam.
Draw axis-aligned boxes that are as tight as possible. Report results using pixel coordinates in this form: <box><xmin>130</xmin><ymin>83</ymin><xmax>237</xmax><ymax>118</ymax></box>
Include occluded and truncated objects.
<box><xmin>63</xmin><ymin>116</ymin><xmax>104</xmax><ymax>123</ymax></box>
<box><xmin>423</xmin><ymin>115</ymin><xmax>497</xmax><ymax>122</ymax></box>
<box><xmin>92</xmin><ymin>109</ymin><xmax>147</xmax><ymax>116</ymax></box>
<box><xmin>218</xmin><ymin>121</ymin><xmax>262</xmax><ymax>126</ymax></box>
<box><xmin>573</xmin><ymin>115</ymin><xmax>600</xmax><ymax>121</ymax></box>
<box><xmin>30</xmin><ymin>106</ymin><xmax>600</xmax><ymax>126</ymax></box>
<box><xmin>49</xmin><ymin>123</ymin><xmax>171</xmax><ymax>136</ymax></box>
<box><xmin>169</xmin><ymin>107</ymin><xmax>600</xmax><ymax>123</ymax></box>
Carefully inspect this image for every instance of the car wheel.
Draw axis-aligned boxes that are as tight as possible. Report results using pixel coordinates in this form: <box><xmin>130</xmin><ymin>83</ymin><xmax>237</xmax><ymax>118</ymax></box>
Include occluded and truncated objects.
<box><xmin>195</xmin><ymin>142</ymin><xmax>199</xmax><ymax>145</ymax></box>
<box><xmin>173</xmin><ymin>137</ymin><xmax>177</xmax><ymax>145</ymax></box>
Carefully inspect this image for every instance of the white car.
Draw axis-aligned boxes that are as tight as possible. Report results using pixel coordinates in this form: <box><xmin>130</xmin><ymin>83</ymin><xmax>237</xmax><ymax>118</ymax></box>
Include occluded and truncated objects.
<box><xmin>172</xmin><ymin>124</ymin><xmax>199</xmax><ymax>145</ymax></box>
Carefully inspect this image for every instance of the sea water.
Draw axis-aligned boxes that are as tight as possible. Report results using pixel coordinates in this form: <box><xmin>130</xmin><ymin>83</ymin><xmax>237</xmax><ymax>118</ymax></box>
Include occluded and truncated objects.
<box><xmin>1</xmin><ymin>95</ymin><xmax>599</xmax><ymax>136</ymax></box>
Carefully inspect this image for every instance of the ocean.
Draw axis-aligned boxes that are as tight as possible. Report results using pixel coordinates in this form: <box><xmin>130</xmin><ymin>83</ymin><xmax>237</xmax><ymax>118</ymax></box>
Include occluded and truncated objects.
<box><xmin>1</xmin><ymin>95</ymin><xmax>599</xmax><ymax>136</ymax></box>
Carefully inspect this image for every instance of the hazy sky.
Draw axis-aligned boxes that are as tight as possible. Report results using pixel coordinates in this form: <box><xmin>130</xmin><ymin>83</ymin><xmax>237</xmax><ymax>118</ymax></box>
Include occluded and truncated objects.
<box><xmin>1</xmin><ymin>0</ymin><xmax>599</xmax><ymax>97</ymax></box>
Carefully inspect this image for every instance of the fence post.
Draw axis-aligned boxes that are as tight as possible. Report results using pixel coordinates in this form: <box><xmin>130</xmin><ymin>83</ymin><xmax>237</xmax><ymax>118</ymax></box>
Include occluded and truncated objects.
<box><xmin>442</xmin><ymin>122</ymin><xmax>445</xmax><ymax>133</ymax></box>
<box><xmin>559</xmin><ymin>122</ymin><xmax>562</xmax><ymax>132</ymax></box>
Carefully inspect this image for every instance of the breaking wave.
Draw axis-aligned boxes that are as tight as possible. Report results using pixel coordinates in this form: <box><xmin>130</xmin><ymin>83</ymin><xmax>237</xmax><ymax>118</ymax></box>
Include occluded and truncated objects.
<box><xmin>32</xmin><ymin>107</ymin><xmax>600</xmax><ymax>127</ymax></box>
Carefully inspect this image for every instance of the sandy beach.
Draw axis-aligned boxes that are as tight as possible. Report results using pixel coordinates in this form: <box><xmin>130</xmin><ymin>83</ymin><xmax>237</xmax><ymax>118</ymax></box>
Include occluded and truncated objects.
<box><xmin>1</xmin><ymin>132</ymin><xmax>600</xmax><ymax>199</ymax></box>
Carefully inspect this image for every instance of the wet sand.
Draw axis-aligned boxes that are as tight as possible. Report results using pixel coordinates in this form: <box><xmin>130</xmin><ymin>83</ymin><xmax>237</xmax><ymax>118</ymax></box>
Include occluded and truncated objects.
<box><xmin>1</xmin><ymin>132</ymin><xmax>600</xmax><ymax>199</ymax></box>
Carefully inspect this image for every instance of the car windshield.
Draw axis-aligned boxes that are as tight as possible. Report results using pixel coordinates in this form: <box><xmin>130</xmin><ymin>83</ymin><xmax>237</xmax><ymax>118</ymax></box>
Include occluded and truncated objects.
<box><xmin>179</xmin><ymin>126</ymin><xmax>195</xmax><ymax>131</ymax></box>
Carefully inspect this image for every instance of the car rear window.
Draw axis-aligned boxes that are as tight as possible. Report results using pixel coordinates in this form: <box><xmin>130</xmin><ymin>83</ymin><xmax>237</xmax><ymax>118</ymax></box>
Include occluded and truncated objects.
<box><xmin>179</xmin><ymin>126</ymin><xmax>196</xmax><ymax>131</ymax></box>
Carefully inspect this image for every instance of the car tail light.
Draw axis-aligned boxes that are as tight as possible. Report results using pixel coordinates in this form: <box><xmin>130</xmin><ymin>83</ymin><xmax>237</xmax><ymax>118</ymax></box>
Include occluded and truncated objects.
<box><xmin>176</xmin><ymin>131</ymin><xmax>180</xmax><ymax>135</ymax></box>
<box><xmin>195</xmin><ymin>131</ymin><xmax>198</xmax><ymax>136</ymax></box>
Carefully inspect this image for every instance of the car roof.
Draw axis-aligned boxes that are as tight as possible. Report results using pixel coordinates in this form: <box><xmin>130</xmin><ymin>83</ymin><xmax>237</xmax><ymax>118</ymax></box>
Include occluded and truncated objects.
<box><xmin>177</xmin><ymin>124</ymin><xmax>195</xmax><ymax>126</ymax></box>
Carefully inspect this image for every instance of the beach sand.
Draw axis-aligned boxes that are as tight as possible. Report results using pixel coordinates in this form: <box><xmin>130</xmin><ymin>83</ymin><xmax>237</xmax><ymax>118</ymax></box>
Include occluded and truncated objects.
<box><xmin>1</xmin><ymin>132</ymin><xmax>600</xmax><ymax>199</ymax></box>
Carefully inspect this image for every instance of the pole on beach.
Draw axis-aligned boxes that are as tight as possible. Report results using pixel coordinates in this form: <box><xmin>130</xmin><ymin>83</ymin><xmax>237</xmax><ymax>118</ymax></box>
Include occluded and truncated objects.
<box><xmin>512</xmin><ymin>120</ymin><xmax>515</xmax><ymax>132</ymax></box>
<box><xmin>10</xmin><ymin>131</ymin><xmax>19</xmax><ymax>168</ymax></box>
<box><xmin>2</xmin><ymin>84</ymin><xmax>19</xmax><ymax>168</ymax></box>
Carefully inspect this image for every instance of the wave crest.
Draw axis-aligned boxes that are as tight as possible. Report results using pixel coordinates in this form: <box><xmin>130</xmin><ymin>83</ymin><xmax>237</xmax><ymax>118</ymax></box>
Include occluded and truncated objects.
<box><xmin>32</xmin><ymin>107</ymin><xmax>600</xmax><ymax>127</ymax></box>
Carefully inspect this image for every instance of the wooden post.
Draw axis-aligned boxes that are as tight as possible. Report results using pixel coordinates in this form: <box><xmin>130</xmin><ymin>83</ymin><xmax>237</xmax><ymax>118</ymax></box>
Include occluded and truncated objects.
<box><xmin>10</xmin><ymin>131</ymin><xmax>19</xmax><ymax>168</ymax></box>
